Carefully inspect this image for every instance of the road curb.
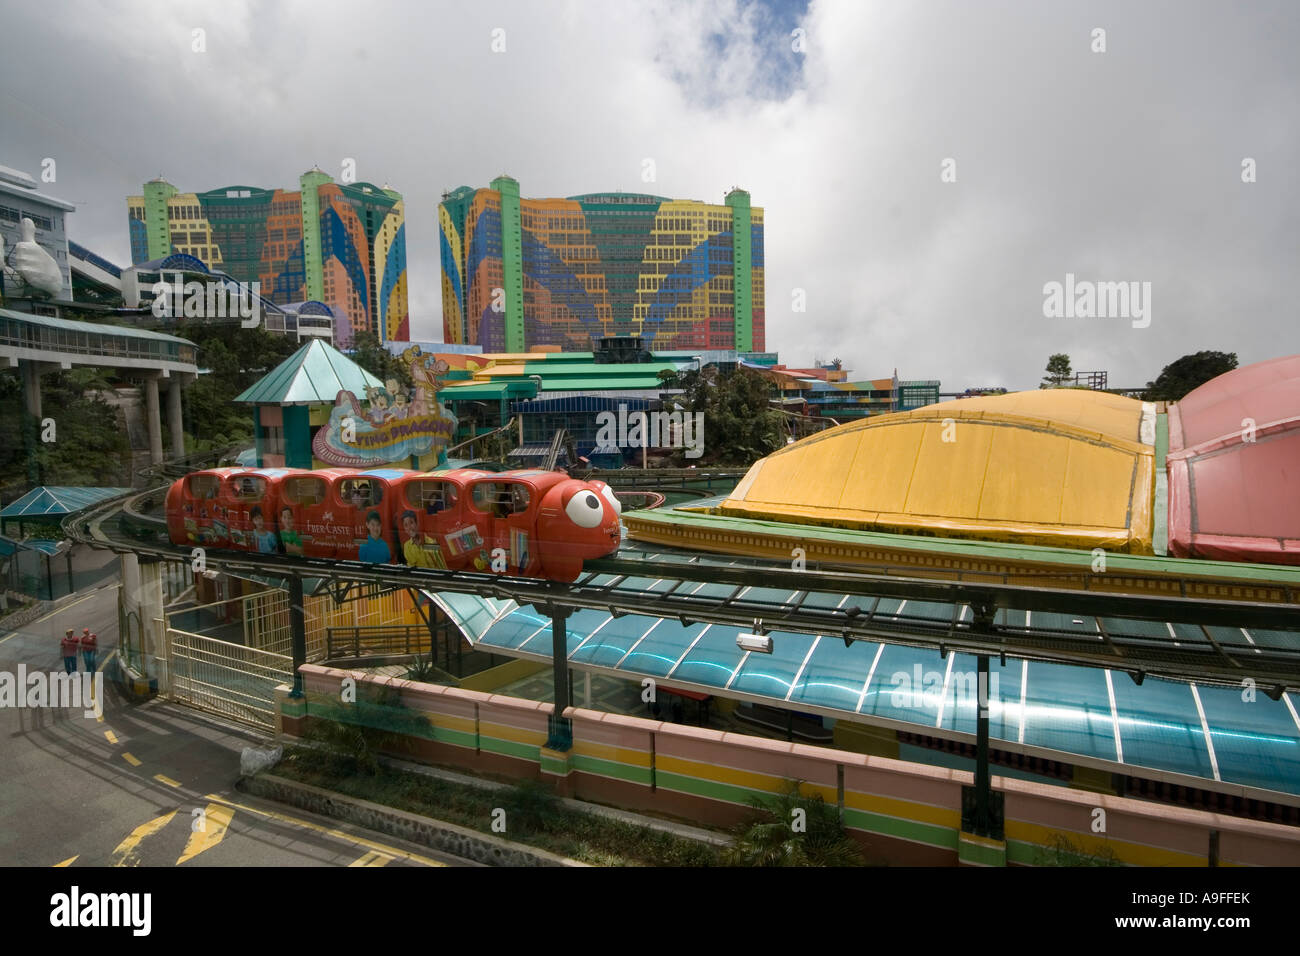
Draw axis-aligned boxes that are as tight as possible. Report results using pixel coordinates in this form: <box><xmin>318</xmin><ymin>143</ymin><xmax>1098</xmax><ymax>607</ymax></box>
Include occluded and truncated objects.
<box><xmin>239</xmin><ymin>772</ymin><xmax>588</xmax><ymax>867</ymax></box>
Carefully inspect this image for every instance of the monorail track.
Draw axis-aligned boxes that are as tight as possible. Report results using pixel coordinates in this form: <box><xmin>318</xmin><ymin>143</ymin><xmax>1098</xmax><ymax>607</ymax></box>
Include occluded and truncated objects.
<box><xmin>64</xmin><ymin>487</ymin><xmax>1300</xmax><ymax>692</ymax></box>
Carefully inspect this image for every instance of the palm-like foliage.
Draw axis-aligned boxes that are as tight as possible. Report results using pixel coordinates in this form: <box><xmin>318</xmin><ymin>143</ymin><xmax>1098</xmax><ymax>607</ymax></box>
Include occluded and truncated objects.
<box><xmin>723</xmin><ymin>780</ymin><xmax>866</xmax><ymax>867</ymax></box>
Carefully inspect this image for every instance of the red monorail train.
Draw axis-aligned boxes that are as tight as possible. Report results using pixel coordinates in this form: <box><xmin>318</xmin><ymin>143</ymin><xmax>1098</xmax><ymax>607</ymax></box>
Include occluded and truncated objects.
<box><xmin>165</xmin><ymin>466</ymin><xmax>623</xmax><ymax>582</ymax></box>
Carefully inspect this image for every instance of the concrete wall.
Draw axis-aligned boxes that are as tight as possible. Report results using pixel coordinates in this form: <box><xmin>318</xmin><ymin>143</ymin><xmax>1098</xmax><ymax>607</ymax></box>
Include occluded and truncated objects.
<box><xmin>283</xmin><ymin>663</ymin><xmax>1300</xmax><ymax>867</ymax></box>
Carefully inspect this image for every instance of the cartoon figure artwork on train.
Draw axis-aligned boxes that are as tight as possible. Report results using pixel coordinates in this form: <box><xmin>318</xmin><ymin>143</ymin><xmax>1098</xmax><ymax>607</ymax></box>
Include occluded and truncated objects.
<box><xmin>165</xmin><ymin>466</ymin><xmax>623</xmax><ymax>582</ymax></box>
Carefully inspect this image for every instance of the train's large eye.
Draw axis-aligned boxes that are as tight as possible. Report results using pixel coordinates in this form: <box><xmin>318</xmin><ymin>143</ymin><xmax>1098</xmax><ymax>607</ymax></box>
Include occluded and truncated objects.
<box><xmin>599</xmin><ymin>484</ymin><xmax>622</xmax><ymax>516</ymax></box>
<box><xmin>564</xmin><ymin>490</ymin><xmax>604</xmax><ymax>528</ymax></box>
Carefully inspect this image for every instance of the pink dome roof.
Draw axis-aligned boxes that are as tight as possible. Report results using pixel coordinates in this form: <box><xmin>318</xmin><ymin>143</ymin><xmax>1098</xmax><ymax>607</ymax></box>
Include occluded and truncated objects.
<box><xmin>1167</xmin><ymin>355</ymin><xmax>1300</xmax><ymax>565</ymax></box>
<box><xmin>1168</xmin><ymin>353</ymin><xmax>1300</xmax><ymax>451</ymax></box>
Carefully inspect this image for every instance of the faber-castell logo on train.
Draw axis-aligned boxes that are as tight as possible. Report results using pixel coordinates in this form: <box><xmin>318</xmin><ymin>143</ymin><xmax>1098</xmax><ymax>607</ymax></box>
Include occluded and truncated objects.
<box><xmin>150</xmin><ymin>276</ymin><xmax>261</xmax><ymax>327</ymax></box>
<box><xmin>50</xmin><ymin>886</ymin><xmax>151</xmax><ymax>937</ymax></box>
<box><xmin>1042</xmin><ymin>273</ymin><xmax>1152</xmax><ymax>329</ymax></box>
<box><xmin>595</xmin><ymin>404</ymin><xmax>705</xmax><ymax>459</ymax></box>
<box><xmin>0</xmin><ymin>666</ymin><xmax>103</xmax><ymax>719</ymax></box>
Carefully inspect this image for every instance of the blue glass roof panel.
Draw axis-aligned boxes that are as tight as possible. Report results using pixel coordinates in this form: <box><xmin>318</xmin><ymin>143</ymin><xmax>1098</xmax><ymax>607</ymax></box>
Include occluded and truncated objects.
<box><xmin>1021</xmin><ymin>661</ymin><xmax>1118</xmax><ymax>762</ymax></box>
<box><xmin>788</xmin><ymin>637</ymin><xmax>876</xmax><ymax>712</ymax></box>
<box><xmin>1197</xmin><ymin>685</ymin><xmax>1300</xmax><ymax>793</ymax></box>
<box><xmin>1109</xmin><ymin>675</ymin><xmax>1213</xmax><ymax>778</ymax></box>
<box><xmin>670</xmin><ymin>625</ymin><xmax>746</xmax><ymax>686</ymax></box>
<box><xmin>729</xmin><ymin>630</ymin><xmax>813</xmax><ymax>698</ymax></box>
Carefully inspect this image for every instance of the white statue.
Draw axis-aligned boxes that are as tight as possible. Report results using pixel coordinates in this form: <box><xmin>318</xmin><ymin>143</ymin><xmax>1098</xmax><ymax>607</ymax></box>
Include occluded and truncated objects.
<box><xmin>3</xmin><ymin>218</ymin><xmax>63</xmax><ymax>298</ymax></box>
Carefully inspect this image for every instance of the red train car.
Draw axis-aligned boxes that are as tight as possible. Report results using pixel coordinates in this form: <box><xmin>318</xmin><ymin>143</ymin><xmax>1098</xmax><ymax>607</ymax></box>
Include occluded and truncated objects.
<box><xmin>166</xmin><ymin>467</ymin><xmax>291</xmax><ymax>553</ymax></box>
<box><xmin>388</xmin><ymin>469</ymin><xmax>493</xmax><ymax>572</ymax></box>
<box><xmin>166</xmin><ymin>466</ymin><xmax>623</xmax><ymax>581</ymax></box>
<box><xmin>165</xmin><ymin>467</ymin><xmax>238</xmax><ymax>548</ymax></box>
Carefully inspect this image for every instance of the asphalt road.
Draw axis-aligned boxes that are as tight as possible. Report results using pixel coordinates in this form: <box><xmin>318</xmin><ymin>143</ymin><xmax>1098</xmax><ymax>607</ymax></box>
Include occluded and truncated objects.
<box><xmin>0</xmin><ymin>583</ymin><xmax>478</xmax><ymax>868</ymax></box>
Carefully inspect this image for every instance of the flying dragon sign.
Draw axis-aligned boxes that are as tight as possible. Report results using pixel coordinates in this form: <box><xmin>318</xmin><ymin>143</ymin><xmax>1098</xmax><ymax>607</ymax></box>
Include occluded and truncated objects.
<box><xmin>312</xmin><ymin>346</ymin><xmax>458</xmax><ymax>467</ymax></box>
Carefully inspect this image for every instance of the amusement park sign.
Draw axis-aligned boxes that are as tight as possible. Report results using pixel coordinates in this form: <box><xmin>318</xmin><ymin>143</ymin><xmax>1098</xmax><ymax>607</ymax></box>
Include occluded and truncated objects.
<box><xmin>312</xmin><ymin>347</ymin><xmax>458</xmax><ymax>467</ymax></box>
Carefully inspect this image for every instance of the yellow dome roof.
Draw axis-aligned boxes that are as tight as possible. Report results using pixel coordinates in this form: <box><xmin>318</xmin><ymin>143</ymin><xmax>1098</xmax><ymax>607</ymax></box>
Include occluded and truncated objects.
<box><xmin>721</xmin><ymin>389</ymin><xmax>1156</xmax><ymax>552</ymax></box>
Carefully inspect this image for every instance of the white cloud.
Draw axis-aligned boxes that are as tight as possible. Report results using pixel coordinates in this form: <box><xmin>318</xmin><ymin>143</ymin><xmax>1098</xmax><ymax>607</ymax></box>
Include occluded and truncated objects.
<box><xmin>1</xmin><ymin>0</ymin><xmax>1294</xmax><ymax>390</ymax></box>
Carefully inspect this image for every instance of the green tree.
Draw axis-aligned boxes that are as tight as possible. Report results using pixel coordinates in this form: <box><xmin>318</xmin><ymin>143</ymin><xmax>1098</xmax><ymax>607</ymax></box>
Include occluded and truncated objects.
<box><xmin>1041</xmin><ymin>353</ymin><xmax>1073</xmax><ymax>388</ymax></box>
<box><xmin>173</xmin><ymin>323</ymin><xmax>300</xmax><ymax>453</ymax></box>
<box><xmin>657</xmin><ymin>365</ymin><xmax>783</xmax><ymax>466</ymax></box>
<box><xmin>723</xmin><ymin>780</ymin><xmax>867</xmax><ymax>867</ymax></box>
<box><xmin>0</xmin><ymin>368</ymin><xmax>132</xmax><ymax>494</ymax></box>
<box><xmin>349</xmin><ymin>331</ymin><xmax>412</xmax><ymax>390</ymax></box>
<box><xmin>1143</xmin><ymin>351</ymin><xmax>1238</xmax><ymax>402</ymax></box>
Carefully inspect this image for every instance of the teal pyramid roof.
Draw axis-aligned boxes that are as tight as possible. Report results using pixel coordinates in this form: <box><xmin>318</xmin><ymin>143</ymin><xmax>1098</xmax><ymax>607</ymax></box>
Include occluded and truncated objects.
<box><xmin>234</xmin><ymin>339</ymin><xmax>383</xmax><ymax>405</ymax></box>
<box><xmin>0</xmin><ymin>486</ymin><xmax>133</xmax><ymax>518</ymax></box>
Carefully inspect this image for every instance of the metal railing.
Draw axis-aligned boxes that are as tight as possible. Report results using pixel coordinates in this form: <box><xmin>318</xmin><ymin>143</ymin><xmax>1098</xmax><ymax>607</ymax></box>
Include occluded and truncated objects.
<box><xmin>325</xmin><ymin>624</ymin><xmax>433</xmax><ymax>661</ymax></box>
<box><xmin>167</xmin><ymin>627</ymin><xmax>293</xmax><ymax>731</ymax></box>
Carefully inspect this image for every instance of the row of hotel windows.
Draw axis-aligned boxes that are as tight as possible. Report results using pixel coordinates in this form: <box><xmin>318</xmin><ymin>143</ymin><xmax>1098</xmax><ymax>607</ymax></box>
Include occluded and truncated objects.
<box><xmin>0</xmin><ymin>205</ymin><xmax>56</xmax><ymax>231</ymax></box>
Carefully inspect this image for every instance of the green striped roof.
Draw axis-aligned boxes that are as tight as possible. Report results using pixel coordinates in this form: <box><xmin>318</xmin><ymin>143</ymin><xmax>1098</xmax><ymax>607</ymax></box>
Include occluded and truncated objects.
<box><xmin>234</xmin><ymin>339</ymin><xmax>382</xmax><ymax>405</ymax></box>
<box><xmin>630</xmin><ymin>507</ymin><xmax>1300</xmax><ymax>586</ymax></box>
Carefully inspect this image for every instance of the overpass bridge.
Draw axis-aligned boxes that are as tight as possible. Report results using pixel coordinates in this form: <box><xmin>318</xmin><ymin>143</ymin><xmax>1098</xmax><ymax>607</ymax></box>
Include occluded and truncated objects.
<box><xmin>0</xmin><ymin>307</ymin><xmax>199</xmax><ymax>462</ymax></box>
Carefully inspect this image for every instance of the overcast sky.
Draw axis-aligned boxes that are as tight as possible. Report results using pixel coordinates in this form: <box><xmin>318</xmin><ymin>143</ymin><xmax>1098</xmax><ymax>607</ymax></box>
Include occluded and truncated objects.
<box><xmin>2</xmin><ymin>0</ymin><xmax>1296</xmax><ymax>391</ymax></box>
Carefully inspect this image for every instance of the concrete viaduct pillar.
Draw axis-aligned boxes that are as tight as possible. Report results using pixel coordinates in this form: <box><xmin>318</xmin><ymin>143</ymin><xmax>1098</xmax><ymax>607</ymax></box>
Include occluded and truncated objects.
<box><xmin>165</xmin><ymin>377</ymin><xmax>185</xmax><ymax>459</ymax></box>
<box><xmin>144</xmin><ymin>375</ymin><xmax>163</xmax><ymax>465</ymax></box>
<box><xmin>19</xmin><ymin>359</ymin><xmax>57</xmax><ymax>419</ymax></box>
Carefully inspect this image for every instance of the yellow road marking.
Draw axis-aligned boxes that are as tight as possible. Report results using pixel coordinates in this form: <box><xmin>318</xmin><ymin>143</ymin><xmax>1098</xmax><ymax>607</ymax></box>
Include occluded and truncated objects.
<box><xmin>122</xmin><ymin>752</ymin><xmax>142</xmax><ymax>767</ymax></box>
<box><xmin>202</xmin><ymin>793</ymin><xmax>446</xmax><ymax>867</ymax></box>
<box><xmin>154</xmin><ymin>774</ymin><xmax>180</xmax><ymax>788</ymax></box>
<box><xmin>177</xmin><ymin>804</ymin><xmax>234</xmax><ymax>865</ymax></box>
<box><xmin>104</xmin><ymin>730</ymin><xmax>118</xmax><ymax>744</ymax></box>
<box><xmin>349</xmin><ymin>849</ymin><xmax>395</xmax><ymax>867</ymax></box>
<box><xmin>53</xmin><ymin>856</ymin><xmax>78</xmax><ymax>867</ymax></box>
<box><xmin>111</xmin><ymin>811</ymin><xmax>177</xmax><ymax>867</ymax></box>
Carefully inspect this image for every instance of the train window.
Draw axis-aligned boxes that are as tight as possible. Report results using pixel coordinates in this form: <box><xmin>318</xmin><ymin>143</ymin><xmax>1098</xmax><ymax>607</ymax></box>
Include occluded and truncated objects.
<box><xmin>472</xmin><ymin>482</ymin><xmax>529</xmax><ymax>517</ymax></box>
<box><xmin>339</xmin><ymin>478</ymin><xmax>382</xmax><ymax>508</ymax></box>
<box><xmin>188</xmin><ymin>474</ymin><xmax>219</xmax><ymax>499</ymax></box>
<box><xmin>282</xmin><ymin>476</ymin><xmax>326</xmax><ymax>506</ymax></box>
<box><xmin>232</xmin><ymin>476</ymin><xmax>267</xmax><ymax>499</ymax></box>
<box><xmin>408</xmin><ymin>480</ymin><xmax>456</xmax><ymax>514</ymax></box>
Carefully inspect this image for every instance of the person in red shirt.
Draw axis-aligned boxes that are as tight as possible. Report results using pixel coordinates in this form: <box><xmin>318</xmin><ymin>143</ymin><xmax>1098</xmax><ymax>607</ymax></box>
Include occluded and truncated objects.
<box><xmin>60</xmin><ymin>629</ymin><xmax>79</xmax><ymax>674</ymax></box>
<box><xmin>80</xmin><ymin>629</ymin><xmax>98</xmax><ymax>672</ymax></box>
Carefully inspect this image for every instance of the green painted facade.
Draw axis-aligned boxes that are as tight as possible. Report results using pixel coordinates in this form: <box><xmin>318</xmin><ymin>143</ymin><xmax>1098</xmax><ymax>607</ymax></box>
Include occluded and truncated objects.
<box><xmin>299</xmin><ymin>168</ymin><xmax>331</xmax><ymax>302</ymax></box>
<box><xmin>142</xmin><ymin>179</ymin><xmax>177</xmax><ymax>261</ymax></box>
<box><xmin>491</xmin><ymin>175</ymin><xmax>525</xmax><ymax>353</ymax></box>
<box><xmin>726</xmin><ymin>188</ymin><xmax>753</xmax><ymax>352</ymax></box>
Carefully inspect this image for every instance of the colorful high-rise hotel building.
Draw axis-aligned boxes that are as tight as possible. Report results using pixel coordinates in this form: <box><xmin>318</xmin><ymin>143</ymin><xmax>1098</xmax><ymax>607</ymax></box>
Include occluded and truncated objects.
<box><xmin>439</xmin><ymin>176</ymin><xmax>764</xmax><ymax>352</ymax></box>
<box><xmin>127</xmin><ymin>169</ymin><xmax>407</xmax><ymax>345</ymax></box>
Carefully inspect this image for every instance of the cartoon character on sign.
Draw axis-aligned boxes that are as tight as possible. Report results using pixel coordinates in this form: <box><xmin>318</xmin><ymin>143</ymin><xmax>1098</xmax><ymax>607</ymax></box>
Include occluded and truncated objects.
<box><xmin>405</xmin><ymin>348</ymin><xmax>450</xmax><ymax>417</ymax></box>
<box><xmin>364</xmin><ymin>384</ymin><xmax>392</xmax><ymax>424</ymax></box>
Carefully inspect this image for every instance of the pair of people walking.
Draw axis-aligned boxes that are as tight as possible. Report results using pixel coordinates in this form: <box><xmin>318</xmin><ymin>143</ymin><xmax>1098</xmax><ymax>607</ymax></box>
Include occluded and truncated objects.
<box><xmin>60</xmin><ymin>628</ymin><xmax>97</xmax><ymax>674</ymax></box>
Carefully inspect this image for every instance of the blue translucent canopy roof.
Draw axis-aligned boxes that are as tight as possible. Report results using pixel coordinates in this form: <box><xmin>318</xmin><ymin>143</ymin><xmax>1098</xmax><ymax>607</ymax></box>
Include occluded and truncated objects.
<box><xmin>422</xmin><ymin>581</ymin><xmax>1300</xmax><ymax>800</ymax></box>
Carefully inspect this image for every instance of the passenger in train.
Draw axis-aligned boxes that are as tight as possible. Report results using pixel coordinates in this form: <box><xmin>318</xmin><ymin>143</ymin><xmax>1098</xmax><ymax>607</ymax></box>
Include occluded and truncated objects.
<box><xmin>279</xmin><ymin>506</ymin><xmax>303</xmax><ymax>556</ymax></box>
<box><xmin>358</xmin><ymin>509</ymin><xmax>391</xmax><ymax>563</ymax></box>
<box><xmin>400</xmin><ymin>509</ymin><xmax>445</xmax><ymax>569</ymax></box>
<box><xmin>249</xmin><ymin>506</ymin><xmax>278</xmax><ymax>553</ymax></box>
